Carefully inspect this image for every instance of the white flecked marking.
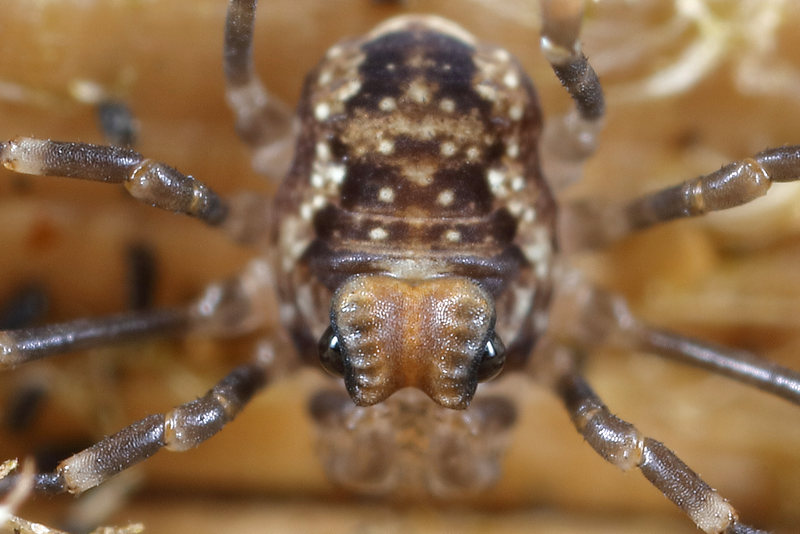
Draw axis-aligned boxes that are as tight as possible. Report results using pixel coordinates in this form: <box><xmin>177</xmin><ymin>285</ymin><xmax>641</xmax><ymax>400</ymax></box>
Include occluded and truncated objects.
<box><xmin>441</xmin><ymin>142</ymin><xmax>457</xmax><ymax>157</ymax></box>
<box><xmin>407</xmin><ymin>79</ymin><xmax>432</xmax><ymax>104</ymax></box>
<box><xmin>488</xmin><ymin>169</ymin><xmax>505</xmax><ymax>189</ymax></box>
<box><xmin>405</xmin><ymin>166</ymin><xmax>434</xmax><ymax>186</ymax></box>
<box><xmin>314</xmin><ymin>102</ymin><xmax>331</xmax><ymax>121</ymax></box>
<box><xmin>378</xmin><ymin>139</ymin><xmax>395</xmax><ymax>154</ymax></box>
<box><xmin>444</xmin><ymin>229</ymin><xmax>461</xmax><ymax>242</ymax></box>
<box><xmin>312</xmin><ymin>195</ymin><xmax>326</xmax><ymax>209</ymax></box>
<box><xmin>338</xmin><ymin>79</ymin><xmax>362</xmax><ymax>102</ymax></box>
<box><xmin>503</xmin><ymin>70</ymin><xmax>519</xmax><ymax>89</ymax></box>
<box><xmin>316</xmin><ymin>142</ymin><xmax>331</xmax><ymax>161</ymax></box>
<box><xmin>437</xmin><ymin>189</ymin><xmax>455</xmax><ymax>206</ymax></box>
<box><xmin>379</xmin><ymin>97</ymin><xmax>397</xmax><ymax>112</ymax></box>
<box><xmin>378</xmin><ymin>187</ymin><xmax>395</xmax><ymax>203</ymax></box>
<box><xmin>328</xmin><ymin>164</ymin><xmax>346</xmax><ymax>184</ymax></box>
<box><xmin>475</xmin><ymin>83</ymin><xmax>497</xmax><ymax>102</ymax></box>
<box><xmin>318</xmin><ymin>69</ymin><xmax>333</xmax><ymax>86</ymax></box>
<box><xmin>369</xmin><ymin>227</ymin><xmax>389</xmax><ymax>241</ymax></box>
<box><xmin>506</xmin><ymin>142</ymin><xmax>519</xmax><ymax>158</ymax></box>
<box><xmin>439</xmin><ymin>98</ymin><xmax>455</xmax><ymax>113</ymax></box>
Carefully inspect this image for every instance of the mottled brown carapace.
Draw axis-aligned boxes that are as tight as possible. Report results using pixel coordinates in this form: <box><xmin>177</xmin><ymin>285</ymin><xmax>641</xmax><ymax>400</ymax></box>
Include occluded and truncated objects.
<box><xmin>274</xmin><ymin>16</ymin><xmax>556</xmax><ymax>413</ymax></box>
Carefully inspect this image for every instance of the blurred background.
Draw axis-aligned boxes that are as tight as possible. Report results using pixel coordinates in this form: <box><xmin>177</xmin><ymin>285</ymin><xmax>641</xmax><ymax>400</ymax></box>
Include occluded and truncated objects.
<box><xmin>0</xmin><ymin>1</ymin><xmax>799</xmax><ymax>532</ymax></box>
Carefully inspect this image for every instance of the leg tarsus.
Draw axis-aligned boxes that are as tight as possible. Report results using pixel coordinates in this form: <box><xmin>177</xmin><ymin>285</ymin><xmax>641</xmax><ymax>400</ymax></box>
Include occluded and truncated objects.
<box><xmin>0</xmin><ymin>138</ymin><xmax>228</xmax><ymax>226</ymax></box>
<box><xmin>9</xmin><ymin>360</ymin><xmax>274</xmax><ymax>495</ymax></box>
<box><xmin>0</xmin><ymin>309</ymin><xmax>190</xmax><ymax>369</ymax></box>
<box><xmin>569</xmin><ymin>145</ymin><xmax>800</xmax><ymax>247</ymax></box>
<box><xmin>551</xmin><ymin>359</ymin><xmax>759</xmax><ymax>534</ymax></box>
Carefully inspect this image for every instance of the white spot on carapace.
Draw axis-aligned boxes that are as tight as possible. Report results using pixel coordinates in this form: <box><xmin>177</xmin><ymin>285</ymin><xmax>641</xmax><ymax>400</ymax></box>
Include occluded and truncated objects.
<box><xmin>522</xmin><ymin>207</ymin><xmax>537</xmax><ymax>223</ymax></box>
<box><xmin>300</xmin><ymin>203</ymin><xmax>314</xmax><ymax>221</ymax></box>
<box><xmin>488</xmin><ymin>169</ymin><xmax>504</xmax><ymax>188</ymax></box>
<box><xmin>338</xmin><ymin>79</ymin><xmax>362</xmax><ymax>102</ymax></box>
<box><xmin>475</xmin><ymin>83</ymin><xmax>497</xmax><ymax>102</ymax></box>
<box><xmin>318</xmin><ymin>69</ymin><xmax>333</xmax><ymax>87</ymax></box>
<box><xmin>437</xmin><ymin>189</ymin><xmax>455</xmax><ymax>206</ymax></box>
<box><xmin>524</xmin><ymin>226</ymin><xmax>553</xmax><ymax>279</ymax></box>
<box><xmin>441</xmin><ymin>142</ymin><xmax>457</xmax><ymax>157</ymax></box>
<box><xmin>314</xmin><ymin>102</ymin><xmax>331</xmax><ymax>121</ymax></box>
<box><xmin>310</xmin><ymin>173</ymin><xmax>324</xmax><ymax>189</ymax></box>
<box><xmin>379</xmin><ymin>97</ymin><xmax>397</xmax><ymax>112</ymax></box>
<box><xmin>487</xmin><ymin>168</ymin><xmax>509</xmax><ymax>197</ymax></box>
<box><xmin>511</xmin><ymin>175</ymin><xmax>525</xmax><ymax>192</ymax></box>
<box><xmin>404</xmin><ymin>165</ymin><xmax>434</xmax><ymax>186</ymax></box>
<box><xmin>378</xmin><ymin>187</ymin><xmax>395</xmax><ymax>203</ymax></box>
<box><xmin>316</xmin><ymin>142</ymin><xmax>331</xmax><ymax>161</ymax></box>
<box><xmin>444</xmin><ymin>229</ymin><xmax>461</xmax><ymax>243</ymax></box>
<box><xmin>503</xmin><ymin>70</ymin><xmax>520</xmax><ymax>89</ymax></box>
<box><xmin>378</xmin><ymin>139</ymin><xmax>395</xmax><ymax>155</ymax></box>
<box><xmin>312</xmin><ymin>195</ymin><xmax>326</xmax><ymax>209</ymax></box>
<box><xmin>439</xmin><ymin>98</ymin><xmax>455</xmax><ymax>113</ymax></box>
<box><xmin>506</xmin><ymin>142</ymin><xmax>519</xmax><ymax>158</ymax></box>
<box><xmin>327</xmin><ymin>164</ymin><xmax>346</xmax><ymax>184</ymax></box>
<box><xmin>509</xmin><ymin>104</ymin><xmax>523</xmax><ymax>121</ymax></box>
<box><xmin>327</xmin><ymin>45</ymin><xmax>343</xmax><ymax>58</ymax></box>
<box><xmin>466</xmin><ymin>146</ymin><xmax>480</xmax><ymax>161</ymax></box>
<box><xmin>407</xmin><ymin>79</ymin><xmax>432</xmax><ymax>104</ymax></box>
<box><xmin>508</xmin><ymin>200</ymin><xmax>525</xmax><ymax>217</ymax></box>
<box><xmin>386</xmin><ymin>63</ymin><xmax>396</xmax><ymax>71</ymax></box>
<box><xmin>369</xmin><ymin>227</ymin><xmax>389</xmax><ymax>241</ymax></box>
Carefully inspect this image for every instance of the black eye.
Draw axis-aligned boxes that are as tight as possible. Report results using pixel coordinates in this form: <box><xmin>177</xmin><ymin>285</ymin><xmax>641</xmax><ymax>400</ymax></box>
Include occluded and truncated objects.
<box><xmin>476</xmin><ymin>332</ymin><xmax>506</xmax><ymax>382</ymax></box>
<box><xmin>318</xmin><ymin>325</ymin><xmax>345</xmax><ymax>377</ymax></box>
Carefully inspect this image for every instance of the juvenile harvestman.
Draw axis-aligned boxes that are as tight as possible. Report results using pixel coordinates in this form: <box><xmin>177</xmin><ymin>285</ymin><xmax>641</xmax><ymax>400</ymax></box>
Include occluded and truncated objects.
<box><xmin>1</xmin><ymin>1</ymin><xmax>800</xmax><ymax>533</ymax></box>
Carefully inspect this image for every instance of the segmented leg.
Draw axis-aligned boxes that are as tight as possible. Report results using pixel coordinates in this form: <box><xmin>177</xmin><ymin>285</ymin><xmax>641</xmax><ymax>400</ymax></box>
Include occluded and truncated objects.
<box><xmin>0</xmin><ymin>259</ymin><xmax>272</xmax><ymax>369</ymax></box>
<box><xmin>549</xmin><ymin>356</ymin><xmax>766</xmax><ymax>534</ymax></box>
<box><xmin>548</xmin><ymin>270</ymin><xmax>800</xmax><ymax>405</ymax></box>
<box><xmin>0</xmin><ymin>354</ymin><xmax>279</xmax><ymax>496</ymax></box>
<box><xmin>224</xmin><ymin>0</ymin><xmax>295</xmax><ymax>178</ymax></box>
<box><xmin>565</xmin><ymin>145</ymin><xmax>800</xmax><ymax>249</ymax></box>
<box><xmin>0</xmin><ymin>310</ymin><xmax>190</xmax><ymax>370</ymax></box>
<box><xmin>539</xmin><ymin>0</ymin><xmax>605</xmax><ymax>191</ymax></box>
<box><xmin>0</xmin><ymin>138</ymin><xmax>227</xmax><ymax>226</ymax></box>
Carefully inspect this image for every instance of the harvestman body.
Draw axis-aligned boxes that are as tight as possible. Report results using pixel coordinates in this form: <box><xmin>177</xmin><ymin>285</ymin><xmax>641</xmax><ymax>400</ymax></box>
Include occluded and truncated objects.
<box><xmin>2</xmin><ymin>1</ymin><xmax>800</xmax><ymax>533</ymax></box>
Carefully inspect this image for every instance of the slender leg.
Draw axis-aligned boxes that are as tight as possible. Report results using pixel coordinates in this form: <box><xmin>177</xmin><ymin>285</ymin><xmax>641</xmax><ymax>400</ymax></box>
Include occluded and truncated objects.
<box><xmin>0</xmin><ymin>258</ymin><xmax>273</xmax><ymax>369</ymax></box>
<box><xmin>224</xmin><ymin>0</ymin><xmax>296</xmax><ymax>179</ymax></box>
<box><xmin>0</xmin><ymin>309</ymin><xmax>190</xmax><ymax>370</ymax></box>
<box><xmin>546</xmin><ymin>352</ymin><xmax>766</xmax><ymax>534</ymax></box>
<box><xmin>564</xmin><ymin>145</ymin><xmax>800</xmax><ymax>249</ymax></box>
<box><xmin>539</xmin><ymin>0</ymin><xmax>605</xmax><ymax>191</ymax></box>
<box><xmin>0</xmin><ymin>138</ymin><xmax>227</xmax><ymax>226</ymax></box>
<box><xmin>548</xmin><ymin>269</ymin><xmax>800</xmax><ymax>405</ymax></box>
<box><xmin>0</xmin><ymin>351</ymin><xmax>283</xmax><ymax>496</ymax></box>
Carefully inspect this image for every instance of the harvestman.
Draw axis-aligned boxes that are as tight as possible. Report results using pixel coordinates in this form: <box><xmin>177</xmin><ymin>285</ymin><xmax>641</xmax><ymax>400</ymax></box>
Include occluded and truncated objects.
<box><xmin>1</xmin><ymin>1</ymin><xmax>800</xmax><ymax>533</ymax></box>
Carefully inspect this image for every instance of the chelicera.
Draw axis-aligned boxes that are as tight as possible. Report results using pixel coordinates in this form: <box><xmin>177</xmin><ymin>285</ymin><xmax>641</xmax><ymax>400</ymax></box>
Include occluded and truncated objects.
<box><xmin>1</xmin><ymin>1</ymin><xmax>799</xmax><ymax>533</ymax></box>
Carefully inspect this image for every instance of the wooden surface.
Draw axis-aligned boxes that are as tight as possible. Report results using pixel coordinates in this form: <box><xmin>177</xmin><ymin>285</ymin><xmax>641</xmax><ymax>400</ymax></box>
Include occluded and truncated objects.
<box><xmin>1</xmin><ymin>1</ymin><xmax>799</xmax><ymax>532</ymax></box>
